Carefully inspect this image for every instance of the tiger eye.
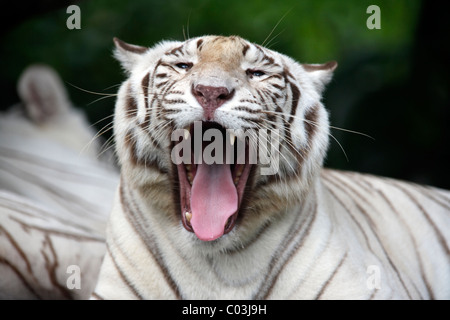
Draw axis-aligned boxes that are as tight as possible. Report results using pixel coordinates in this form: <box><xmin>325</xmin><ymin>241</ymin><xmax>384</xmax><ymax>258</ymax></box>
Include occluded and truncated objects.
<box><xmin>246</xmin><ymin>69</ymin><xmax>265</xmax><ymax>77</ymax></box>
<box><xmin>176</xmin><ymin>62</ymin><xmax>193</xmax><ymax>70</ymax></box>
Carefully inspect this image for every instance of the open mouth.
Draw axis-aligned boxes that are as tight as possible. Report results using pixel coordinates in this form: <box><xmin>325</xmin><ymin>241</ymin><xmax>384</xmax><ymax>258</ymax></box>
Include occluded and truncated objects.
<box><xmin>175</xmin><ymin>121</ymin><xmax>253</xmax><ymax>241</ymax></box>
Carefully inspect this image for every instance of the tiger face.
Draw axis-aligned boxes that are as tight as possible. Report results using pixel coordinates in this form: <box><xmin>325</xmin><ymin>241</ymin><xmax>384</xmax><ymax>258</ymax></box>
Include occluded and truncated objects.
<box><xmin>113</xmin><ymin>35</ymin><xmax>336</xmax><ymax>245</ymax></box>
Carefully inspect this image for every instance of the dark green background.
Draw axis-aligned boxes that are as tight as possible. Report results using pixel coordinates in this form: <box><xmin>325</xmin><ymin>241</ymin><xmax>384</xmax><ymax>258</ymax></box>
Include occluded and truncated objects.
<box><xmin>1</xmin><ymin>0</ymin><xmax>449</xmax><ymax>189</ymax></box>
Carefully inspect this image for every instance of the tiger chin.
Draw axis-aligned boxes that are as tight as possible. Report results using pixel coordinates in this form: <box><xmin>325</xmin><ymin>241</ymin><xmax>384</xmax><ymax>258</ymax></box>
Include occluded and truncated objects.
<box><xmin>92</xmin><ymin>35</ymin><xmax>450</xmax><ymax>300</ymax></box>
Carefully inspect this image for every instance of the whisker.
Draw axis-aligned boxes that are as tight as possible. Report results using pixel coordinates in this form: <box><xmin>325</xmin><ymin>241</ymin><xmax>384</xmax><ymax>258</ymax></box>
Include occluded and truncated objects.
<box><xmin>261</xmin><ymin>109</ymin><xmax>350</xmax><ymax>162</ymax></box>
<box><xmin>89</xmin><ymin>114</ymin><xmax>115</xmax><ymax>129</ymax></box>
<box><xmin>87</xmin><ymin>94</ymin><xmax>117</xmax><ymax>106</ymax></box>
<box><xmin>252</xmin><ymin>122</ymin><xmax>296</xmax><ymax>196</ymax></box>
<box><xmin>102</xmin><ymin>83</ymin><xmax>123</xmax><ymax>91</ymax></box>
<box><xmin>302</xmin><ymin>118</ymin><xmax>349</xmax><ymax>162</ymax></box>
<box><xmin>187</xmin><ymin>10</ymin><xmax>192</xmax><ymax>40</ymax></box>
<box><xmin>81</xmin><ymin>120</ymin><xmax>115</xmax><ymax>157</ymax></box>
<box><xmin>97</xmin><ymin>134</ymin><xmax>117</xmax><ymax>159</ymax></box>
<box><xmin>261</xmin><ymin>109</ymin><xmax>374</xmax><ymax>140</ymax></box>
<box><xmin>327</xmin><ymin>132</ymin><xmax>349</xmax><ymax>162</ymax></box>
<box><xmin>257</xmin><ymin>121</ymin><xmax>304</xmax><ymax>174</ymax></box>
<box><xmin>264</xmin><ymin>29</ymin><xmax>285</xmax><ymax>50</ymax></box>
<box><xmin>67</xmin><ymin>82</ymin><xmax>117</xmax><ymax>97</ymax></box>
<box><xmin>261</xmin><ymin>8</ymin><xmax>292</xmax><ymax>47</ymax></box>
<box><xmin>328</xmin><ymin>126</ymin><xmax>375</xmax><ymax>140</ymax></box>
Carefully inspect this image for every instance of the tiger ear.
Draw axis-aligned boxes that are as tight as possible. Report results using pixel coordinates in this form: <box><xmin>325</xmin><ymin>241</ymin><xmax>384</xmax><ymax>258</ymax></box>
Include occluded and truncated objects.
<box><xmin>113</xmin><ymin>37</ymin><xmax>147</xmax><ymax>73</ymax></box>
<box><xmin>17</xmin><ymin>64</ymin><xmax>70</xmax><ymax>124</ymax></box>
<box><xmin>302</xmin><ymin>61</ymin><xmax>337</xmax><ymax>94</ymax></box>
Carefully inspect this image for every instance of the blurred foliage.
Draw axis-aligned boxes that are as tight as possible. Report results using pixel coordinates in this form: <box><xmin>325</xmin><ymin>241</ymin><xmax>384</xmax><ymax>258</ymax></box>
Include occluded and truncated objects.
<box><xmin>1</xmin><ymin>0</ymin><xmax>449</xmax><ymax>188</ymax></box>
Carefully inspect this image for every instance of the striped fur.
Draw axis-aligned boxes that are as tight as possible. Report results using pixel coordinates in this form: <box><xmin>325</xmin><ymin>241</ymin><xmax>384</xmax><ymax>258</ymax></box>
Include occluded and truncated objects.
<box><xmin>92</xmin><ymin>35</ymin><xmax>450</xmax><ymax>299</ymax></box>
<box><xmin>95</xmin><ymin>171</ymin><xmax>450</xmax><ymax>299</ymax></box>
<box><xmin>0</xmin><ymin>65</ymin><xmax>119</xmax><ymax>299</ymax></box>
<box><xmin>0</xmin><ymin>190</ymin><xmax>106</xmax><ymax>299</ymax></box>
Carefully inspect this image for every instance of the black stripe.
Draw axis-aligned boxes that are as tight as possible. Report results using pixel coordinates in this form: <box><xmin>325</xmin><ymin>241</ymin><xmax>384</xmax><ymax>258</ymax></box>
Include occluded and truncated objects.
<box><xmin>336</xmin><ymin>173</ymin><xmax>432</xmax><ymax>299</ymax></box>
<box><xmin>371</xmin><ymin>184</ymin><xmax>429</xmax><ymax>299</ymax></box>
<box><xmin>304</xmin><ymin>104</ymin><xmax>319</xmax><ymax>142</ymax></box>
<box><xmin>262</xmin><ymin>54</ymin><xmax>275</xmax><ymax>65</ymax></box>
<box><xmin>42</xmin><ymin>234</ymin><xmax>73</xmax><ymax>299</ymax></box>
<box><xmin>0</xmin><ymin>256</ymin><xmax>41</xmax><ymax>299</ymax></box>
<box><xmin>160</xmin><ymin>63</ymin><xmax>180</xmax><ymax>74</ymax></box>
<box><xmin>156</xmin><ymin>80</ymin><xmax>169</xmax><ymax>89</ymax></box>
<box><xmin>167</xmin><ymin>90</ymin><xmax>184</xmax><ymax>95</ymax></box>
<box><xmin>242</xmin><ymin>44</ymin><xmax>250</xmax><ymax>56</ymax></box>
<box><xmin>125</xmin><ymin>83</ymin><xmax>138</xmax><ymax>118</ymax></box>
<box><xmin>90</xmin><ymin>291</ymin><xmax>105</xmax><ymax>300</ymax></box>
<box><xmin>326</xmin><ymin>171</ymin><xmax>414</xmax><ymax>299</ymax></box>
<box><xmin>166</xmin><ymin>45</ymin><xmax>184</xmax><ymax>57</ymax></box>
<box><xmin>120</xmin><ymin>182</ymin><xmax>182</xmax><ymax>299</ymax></box>
<box><xmin>196</xmin><ymin>39</ymin><xmax>204</xmax><ymax>50</ymax></box>
<box><xmin>140</xmin><ymin>110</ymin><xmax>151</xmax><ymax>131</ymax></box>
<box><xmin>254</xmin><ymin>89</ymin><xmax>265</xmax><ymax>104</ymax></box>
<box><xmin>314</xmin><ymin>253</ymin><xmax>348</xmax><ymax>299</ymax></box>
<box><xmin>163</xmin><ymin>99</ymin><xmax>186</xmax><ymax>105</ymax></box>
<box><xmin>255</xmin><ymin>191</ymin><xmax>318</xmax><ymax>299</ymax></box>
<box><xmin>322</xmin><ymin>178</ymin><xmax>373</xmax><ymax>250</ymax></box>
<box><xmin>105</xmin><ymin>242</ymin><xmax>144</xmax><ymax>299</ymax></box>
<box><xmin>288</xmin><ymin>81</ymin><xmax>300</xmax><ymax>124</ymax></box>
<box><xmin>0</xmin><ymin>225</ymin><xmax>33</xmax><ymax>275</ymax></box>
<box><xmin>233</xmin><ymin>106</ymin><xmax>260</xmax><ymax>114</ymax></box>
<box><xmin>123</xmin><ymin>131</ymin><xmax>167</xmax><ymax>172</ymax></box>
<box><xmin>417</xmin><ymin>185</ymin><xmax>450</xmax><ymax>211</ymax></box>
<box><xmin>391</xmin><ymin>181</ymin><xmax>450</xmax><ymax>255</ymax></box>
<box><xmin>150</xmin><ymin>59</ymin><xmax>163</xmax><ymax>90</ymax></box>
<box><xmin>10</xmin><ymin>216</ymin><xmax>103</xmax><ymax>242</ymax></box>
<box><xmin>280</xmin><ymin>78</ymin><xmax>302</xmax><ymax>172</ymax></box>
<box><xmin>141</xmin><ymin>73</ymin><xmax>150</xmax><ymax>111</ymax></box>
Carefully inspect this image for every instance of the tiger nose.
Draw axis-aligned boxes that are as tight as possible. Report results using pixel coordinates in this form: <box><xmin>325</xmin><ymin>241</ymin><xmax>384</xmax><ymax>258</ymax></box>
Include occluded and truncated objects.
<box><xmin>192</xmin><ymin>85</ymin><xmax>234</xmax><ymax>120</ymax></box>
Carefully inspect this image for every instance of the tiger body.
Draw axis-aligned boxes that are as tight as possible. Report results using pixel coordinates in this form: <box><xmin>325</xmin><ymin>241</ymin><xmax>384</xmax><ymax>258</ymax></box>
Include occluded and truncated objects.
<box><xmin>93</xmin><ymin>36</ymin><xmax>450</xmax><ymax>299</ymax></box>
<box><xmin>0</xmin><ymin>65</ymin><xmax>118</xmax><ymax>299</ymax></box>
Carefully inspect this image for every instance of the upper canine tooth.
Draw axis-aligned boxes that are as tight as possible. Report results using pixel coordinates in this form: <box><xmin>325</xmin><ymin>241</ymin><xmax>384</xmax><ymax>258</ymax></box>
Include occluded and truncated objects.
<box><xmin>184</xmin><ymin>129</ymin><xmax>190</xmax><ymax>140</ymax></box>
<box><xmin>185</xmin><ymin>211</ymin><xmax>192</xmax><ymax>223</ymax></box>
<box><xmin>230</xmin><ymin>133</ymin><xmax>236</xmax><ymax>146</ymax></box>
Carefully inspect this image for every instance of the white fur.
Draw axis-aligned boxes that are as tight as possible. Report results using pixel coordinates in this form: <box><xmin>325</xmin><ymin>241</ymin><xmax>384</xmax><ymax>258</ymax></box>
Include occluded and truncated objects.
<box><xmin>93</xmin><ymin>36</ymin><xmax>450</xmax><ymax>299</ymax></box>
<box><xmin>0</xmin><ymin>65</ymin><xmax>119</xmax><ymax>299</ymax></box>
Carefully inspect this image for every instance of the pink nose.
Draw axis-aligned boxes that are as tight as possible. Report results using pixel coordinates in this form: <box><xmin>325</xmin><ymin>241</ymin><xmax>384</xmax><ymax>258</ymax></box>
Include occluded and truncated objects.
<box><xmin>192</xmin><ymin>85</ymin><xmax>234</xmax><ymax>120</ymax></box>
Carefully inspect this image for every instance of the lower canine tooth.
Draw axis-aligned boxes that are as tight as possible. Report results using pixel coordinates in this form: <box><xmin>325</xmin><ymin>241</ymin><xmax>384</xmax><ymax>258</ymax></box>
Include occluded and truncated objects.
<box><xmin>185</xmin><ymin>211</ymin><xmax>192</xmax><ymax>223</ymax></box>
<box><xmin>225</xmin><ymin>217</ymin><xmax>232</xmax><ymax>229</ymax></box>
<box><xmin>230</xmin><ymin>133</ymin><xmax>236</xmax><ymax>146</ymax></box>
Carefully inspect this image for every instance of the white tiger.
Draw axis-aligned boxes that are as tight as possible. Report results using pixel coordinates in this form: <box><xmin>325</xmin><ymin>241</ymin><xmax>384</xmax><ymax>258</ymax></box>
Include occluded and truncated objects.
<box><xmin>92</xmin><ymin>36</ymin><xmax>450</xmax><ymax>299</ymax></box>
<box><xmin>0</xmin><ymin>65</ymin><xmax>118</xmax><ymax>299</ymax></box>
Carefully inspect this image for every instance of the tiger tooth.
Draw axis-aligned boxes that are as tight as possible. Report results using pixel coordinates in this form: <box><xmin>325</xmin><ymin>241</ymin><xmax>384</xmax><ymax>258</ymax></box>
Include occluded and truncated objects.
<box><xmin>230</xmin><ymin>133</ymin><xmax>236</xmax><ymax>146</ymax></box>
<box><xmin>225</xmin><ymin>217</ymin><xmax>232</xmax><ymax>229</ymax></box>
<box><xmin>184</xmin><ymin>129</ymin><xmax>190</xmax><ymax>140</ymax></box>
<box><xmin>187</xmin><ymin>172</ymin><xmax>193</xmax><ymax>184</ymax></box>
<box><xmin>185</xmin><ymin>211</ymin><xmax>192</xmax><ymax>223</ymax></box>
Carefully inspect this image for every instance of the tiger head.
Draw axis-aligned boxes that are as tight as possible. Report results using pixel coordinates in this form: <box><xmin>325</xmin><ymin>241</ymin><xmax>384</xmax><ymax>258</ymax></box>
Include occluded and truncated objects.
<box><xmin>113</xmin><ymin>35</ymin><xmax>336</xmax><ymax>246</ymax></box>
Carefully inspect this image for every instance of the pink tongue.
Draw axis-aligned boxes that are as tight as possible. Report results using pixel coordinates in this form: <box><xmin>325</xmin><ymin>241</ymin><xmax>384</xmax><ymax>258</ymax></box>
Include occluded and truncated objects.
<box><xmin>190</xmin><ymin>162</ymin><xmax>238</xmax><ymax>241</ymax></box>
